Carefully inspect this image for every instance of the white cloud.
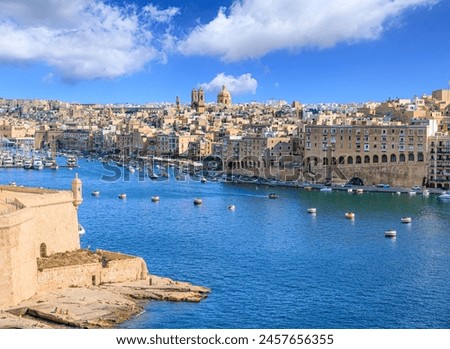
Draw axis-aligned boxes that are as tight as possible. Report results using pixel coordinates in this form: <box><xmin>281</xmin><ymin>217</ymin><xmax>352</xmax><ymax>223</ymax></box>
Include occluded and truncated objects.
<box><xmin>201</xmin><ymin>73</ymin><xmax>258</xmax><ymax>95</ymax></box>
<box><xmin>0</xmin><ymin>0</ymin><xmax>179</xmax><ymax>81</ymax></box>
<box><xmin>143</xmin><ymin>4</ymin><xmax>180</xmax><ymax>23</ymax></box>
<box><xmin>179</xmin><ymin>0</ymin><xmax>439</xmax><ymax>61</ymax></box>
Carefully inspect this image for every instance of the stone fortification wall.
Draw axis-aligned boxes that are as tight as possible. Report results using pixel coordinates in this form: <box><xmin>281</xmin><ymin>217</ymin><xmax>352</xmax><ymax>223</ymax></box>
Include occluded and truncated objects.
<box><xmin>0</xmin><ymin>208</ymin><xmax>38</xmax><ymax>307</ymax></box>
<box><xmin>37</xmin><ymin>251</ymin><xmax>149</xmax><ymax>292</ymax></box>
<box><xmin>100</xmin><ymin>257</ymin><xmax>148</xmax><ymax>284</ymax></box>
<box><xmin>37</xmin><ymin>263</ymin><xmax>100</xmax><ymax>292</ymax></box>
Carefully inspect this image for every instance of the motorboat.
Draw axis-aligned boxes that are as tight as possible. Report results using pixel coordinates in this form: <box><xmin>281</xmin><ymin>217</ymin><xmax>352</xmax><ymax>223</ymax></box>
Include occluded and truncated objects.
<box><xmin>320</xmin><ymin>187</ymin><xmax>332</xmax><ymax>192</ymax></box>
<box><xmin>78</xmin><ymin>224</ymin><xmax>86</xmax><ymax>235</ymax></box>
<box><xmin>438</xmin><ymin>191</ymin><xmax>450</xmax><ymax>200</ymax></box>
<box><xmin>66</xmin><ymin>156</ymin><xmax>77</xmax><ymax>167</ymax></box>
<box><xmin>385</xmin><ymin>229</ymin><xmax>397</xmax><ymax>238</ymax></box>
<box><xmin>194</xmin><ymin>198</ymin><xmax>203</xmax><ymax>205</ymax></box>
<box><xmin>422</xmin><ymin>189</ymin><xmax>430</xmax><ymax>197</ymax></box>
<box><xmin>91</xmin><ymin>191</ymin><xmax>100</xmax><ymax>196</ymax></box>
<box><xmin>151</xmin><ymin>196</ymin><xmax>160</xmax><ymax>202</ymax></box>
<box><xmin>23</xmin><ymin>158</ymin><xmax>33</xmax><ymax>169</ymax></box>
<box><xmin>345</xmin><ymin>212</ymin><xmax>355</xmax><ymax>219</ymax></box>
<box><xmin>32</xmin><ymin>159</ymin><xmax>44</xmax><ymax>170</ymax></box>
<box><xmin>2</xmin><ymin>155</ymin><xmax>14</xmax><ymax>168</ymax></box>
<box><xmin>268</xmin><ymin>193</ymin><xmax>279</xmax><ymax>199</ymax></box>
<box><xmin>408</xmin><ymin>190</ymin><xmax>417</xmax><ymax>196</ymax></box>
<box><xmin>118</xmin><ymin>193</ymin><xmax>127</xmax><ymax>199</ymax></box>
<box><xmin>355</xmin><ymin>188</ymin><xmax>364</xmax><ymax>194</ymax></box>
<box><xmin>201</xmin><ymin>177</ymin><xmax>208</xmax><ymax>183</ymax></box>
<box><xmin>307</xmin><ymin>208</ymin><xmax>317</xmax><ymax>214</ymax></box>
<box><xmin>227</xmin><ymin>205</ymin><xmax>236</xmax><ymax>211</ymax></box>
<box><xmin>401</xmin><ymin>217</ymin><xmax>412</xmax><ymax>224</ymax></box>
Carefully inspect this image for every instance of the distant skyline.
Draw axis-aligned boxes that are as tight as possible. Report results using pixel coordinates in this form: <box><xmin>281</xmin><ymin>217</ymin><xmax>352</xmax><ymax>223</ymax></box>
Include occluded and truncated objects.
<box><xmin>0</xmin><ymin>0</ymin><xmax>449</xmax><ymax>104</ymax></box>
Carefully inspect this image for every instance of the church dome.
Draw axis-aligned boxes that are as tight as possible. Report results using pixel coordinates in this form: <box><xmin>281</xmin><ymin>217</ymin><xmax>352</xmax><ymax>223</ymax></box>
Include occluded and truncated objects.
<box><xmin>217</xmin><ymin>85</ymin><xmax>232</xmax><ymax>106</ymax></box>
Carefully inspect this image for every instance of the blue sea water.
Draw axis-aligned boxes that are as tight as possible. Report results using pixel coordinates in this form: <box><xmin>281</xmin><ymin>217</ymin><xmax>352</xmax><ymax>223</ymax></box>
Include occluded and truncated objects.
<box><xmin>1</xmin><ymin>158</ymin><xmax>449</xmax><ymax>329</ymax></box>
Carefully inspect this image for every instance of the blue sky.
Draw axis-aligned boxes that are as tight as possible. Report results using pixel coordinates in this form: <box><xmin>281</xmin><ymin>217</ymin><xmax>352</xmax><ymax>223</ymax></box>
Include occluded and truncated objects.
<box><xmin>0</xmin><ymin>0</ymin><xmax>448</xmax><ymax>104</ymax></box>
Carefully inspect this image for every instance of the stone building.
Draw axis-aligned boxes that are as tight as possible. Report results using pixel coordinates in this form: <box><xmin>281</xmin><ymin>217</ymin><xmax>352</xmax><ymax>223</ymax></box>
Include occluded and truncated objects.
<box><xmin>303</xmin><ymin>123</ymin><xmax>428</xmax><ymax>187</ymax></box>
<box><xmin>428</xmin><ymin>133</ymin><xmax>450</xmax><ymax>188</ymax></box>
<box><xmin>0</xmin><ymin>176</ymin><xmax>148</xmax><ymax>308</ymax></box>
<box><xmin>217</xmin><ymin>85</ymin><xmax>232</xmax><ymax>107</ymax></box>
<box><xmin>191</xmin><ymin>88</ymin><xmax>205</xmax><ymax>113</ymax></box>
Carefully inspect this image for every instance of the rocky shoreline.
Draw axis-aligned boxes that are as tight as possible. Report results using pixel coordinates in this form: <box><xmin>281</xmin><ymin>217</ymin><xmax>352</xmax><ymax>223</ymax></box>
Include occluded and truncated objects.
<box><xmin>0</xmin><ymin>274</ymin><xmax>210</xmax><ymax>329</ymax></box>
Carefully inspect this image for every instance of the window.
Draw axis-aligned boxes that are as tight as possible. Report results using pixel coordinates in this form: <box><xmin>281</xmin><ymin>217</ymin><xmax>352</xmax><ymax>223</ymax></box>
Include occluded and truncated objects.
<box><xmin>356</xmin><ymin>156</ymin><xmax>362</xmax><ymax>164</ymax></box>
<box><xmin>348</xmin><ymin>156</ymin><xmax>354</xmax><ymax>164</ymax></box>
<box><xmin>364</xmin><ymin>155</ymin><xmax>370</xmax><ymax>164</ymax></box>
<box><xmin>400</xmin><ymin>154</ymin><xmax>405</xmax><ymax>162</ymax></box>
<box><xmin>382</xmin><ymin>155</ymin><xmax>388</xmax><ymax>163</ymax></box>
<box><xmin>408</xmin><ymin>153</ymin><xmax>415</xmax><ymax>162</ymax></box>
<box><xmin>373</xmin><ymin>155</ymin><xmax>379</xmax><ymax>163</ymax></box>
<box><xmin>390</xmin><ymin>154</ymin><xmax>397</xmax><ymax>162</ymax></box>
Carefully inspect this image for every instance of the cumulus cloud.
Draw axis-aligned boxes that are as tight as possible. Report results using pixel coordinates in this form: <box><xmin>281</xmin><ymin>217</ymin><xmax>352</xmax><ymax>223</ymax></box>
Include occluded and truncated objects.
<box><xmin>0</xmin><ymin>0</ymin><xmax>179</xmax><ymax>81</ymax></box>
<box><xmin>201</xmin><ymin>73</ymin><xmax>258</xmax><ymax>95</ymax></box>
<box><xmin>179</xmin><ymin>0</ymin><xmax>439</xmax><ymax>61</ymax></box>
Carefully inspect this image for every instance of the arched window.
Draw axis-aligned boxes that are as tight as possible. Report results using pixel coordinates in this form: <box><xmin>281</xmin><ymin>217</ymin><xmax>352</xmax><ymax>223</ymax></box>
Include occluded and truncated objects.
<box><xmin>323</xmin><ymin>158</ymin><xmax>328</xmax><ymax>165</ymax></box>
<box><xmin>382</xmin><ymin>155</ymin><xmax>388</xmax><ymax>163</ymax></box>
<box><xmin>400</xmin><ymin>154</ymin><xmax>406</xmax><ymax>162</ymax></box>
<box><xmin>373</xmin><ymin>155</ymin><xmax>379</xmax><ymax>163</ymax></box>
<box><xmin>356</xmin><ymin>156</ymin><xmax>362</xmax><ymax>164</ymax></box>
<box><xmin>364</xmin><ymin>155</ymin><xmax>370</xmax><ymax>164</ymax></box>
<box><xmin>390</xmin><ymin>154</ymin><xmax>397</xmax><ymax>162</ymax></box>
<box><xmin>347</xmin><ymin>156</ymin><xmax>353</xmax><ymax>165</ymax></box>
<box><xmin>417</xmin><ymin>153</ymin><xmax>424</xmax><ymax>162</ymax></box>
<box><xmin>40</xmin><ymin>243</ymin><xmax>47</xmax><ymax>258</ymax></box>
<box><xmin>339</xmin><ymin>156</ymin><xmax>345</xmax><ymax>165</ymax></box>
<box><xmin>408</xmin><ymin>153</ymin><xmax>415</xmax><ymax>162</ymax></box>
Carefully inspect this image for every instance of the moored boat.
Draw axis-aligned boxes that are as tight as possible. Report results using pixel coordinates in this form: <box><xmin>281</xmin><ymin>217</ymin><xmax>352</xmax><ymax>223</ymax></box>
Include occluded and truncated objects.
<box><xmin>118</xmin><ymin>193</ymin><xmax>126</xmax><ymax>199</ymax></box>
<box><xmin>385</xmin><ymin>229</ymin><xmax>397</xmax><ymax>238</ymax></box>
<box><xmin>268</xmin><ymin>193</ymin><xmax>279</xmax><ymax>199</ymax></box>
<box><xmin>92</xmin><ymin>191</ymin><xmax>100</xmax><ymax>196</ymax></box>
<box><xmin>438</xmin><ymin>191</ymin><xmax>450</xmax><ymax>200</ymax></box>
<box><xmin>227</xmin><ymin>205</ymin><xmax>236</xmax><ymax>211</ymax></box>
<box><xmin>151</xmin><ymin>196</ymin><xmax>160</xmax><ymax>202</ymax></box>
<box><xmin>193</xmin><ymin>198</ymin><xmax>203</xmax><ymax>205</ymax></box>
<box><xmin>401</xmin><ymin>217</ymin><xmax>412</xmax><ymax>223</ymax></box>
<box><xmin>307</xmin><ymin>208</ymin><xmax>317</xmax><ymax>214</ymax></box>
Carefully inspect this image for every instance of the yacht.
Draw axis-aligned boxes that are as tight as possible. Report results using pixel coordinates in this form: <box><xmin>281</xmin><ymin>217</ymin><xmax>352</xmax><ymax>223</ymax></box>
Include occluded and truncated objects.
<box><xmin>23</xmin><ymin>158</ymin><xmax>33</xmax><ymax>169</ymax></box>
<box><xmin>66</xmin><ymin>156</ymin><xmax>77</xmax><ymax>167</ymax></box>
<box><xmin>2</xmin><ymin>155</ymin><xmax>14</xmax><ymax>168</ymax></box>
<box><xmin>385</xmin><ymin>229</ymin><xmax>397</xmax><ymax>238</ymax></box>
<box><xmin>32</xmin><ymin>158</ymin><xmax>44</xmax><ymax>170</ymax></box>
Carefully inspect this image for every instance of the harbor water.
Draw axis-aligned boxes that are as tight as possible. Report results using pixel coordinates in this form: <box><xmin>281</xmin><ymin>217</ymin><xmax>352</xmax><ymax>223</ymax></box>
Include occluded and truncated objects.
<box><xmin>1</xmin><ymin>158</ymin><xmax>449</xmax><ymax>329</ymax></box>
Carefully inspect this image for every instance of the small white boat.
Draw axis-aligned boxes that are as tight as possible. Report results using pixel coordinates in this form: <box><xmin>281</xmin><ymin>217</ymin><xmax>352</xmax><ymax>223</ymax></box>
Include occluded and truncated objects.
<box><xmin>118</xmin><ymin>193</ymin><xmax>126</xmax><ymax>199</ymax></box>
<box><xmin>91</xmin><ymin>191</ymin><xmax>100</xmax><ymax>196</ymax></box>
<box><xmin>194</xmin><ymin>198</ymin><xmax>203</xmax><ymax>205</ymax></box>
<box><xmin>422</xmin><ymin>189</ymin><xmax>430</xmax><ymax>197</ymax></box>
<box><xmin>127</xmin><ymin>166</ymin><xmax>135</xmax><ymax>173</ymax></box>
<box><xmin>408</xmin><ymin>191</ymin><xmax>417</xmax><ymax>196</ymax></box>
<box><xmin>438</xmin><ymin>191</ymin><xmax>450</xmax><ymax>200</ymax></box>
<box><xmin>307</xmin><ymin>208</ymin><xmax>317</xmax><ymax>214</ymax></box>
<box><xmin>347</xmin><ymin>188</ymin><xmax>353</xmax><ymax>193</ymax></box>
<box><xmin>227</xmin><ymin>205</ymin><xmax>236</xmax><ymax>211</ymax></box>
<box><xmin>385</xmin><ymin>229</ymin><xmax>397</xmax><ymax>238</ymax></box>
<box><xmin>32</xmin><ymin>159</ymin><xmax>44</xmax><ymax>170</ymax></box>
<box><xmin>151</xmin><ymin>196</ymin><xmax>160</xmax><ymax>202</ymax></box>
<box><xmin>396</xmin><ymin>191</ymin><xmax>401</xmax><ymax>195</ymax></box>
<box><xmin>268</xmin><ymin>193</ymin><xmax>279</xmax><ymax>199</ymax></box>
<box><xmin>78</xmin><ymin>224</ymin><xmax>86</xmax><ymax>235</ymax></box>
<box><xmin>401</xmin><ymin>217</ymin><xmax>412</xmax><ymax>224</ymax></box>
<box><xmin>67</xmin><ymin>156</ymin><xmax>77</xmax><ymax>167</ymax></box>
<box><xmin>320</xmin><ymin>187</ymin><xmax>332</xmax><ymax>192</ymax></box>
<box><xmin>345</xmin><ymin>212</ymin><xmax>355</xmax><ymax>219</ymax></box>
<box><xmin>200</xmin><ymin>177</ymin><xmax>208</xmax><ymax>183</ymax></box>
<box><xmin>355</xmin><ymin>188</ymin><xmax>364</xmax><ymax>194</ymax></box>
<box><xmin>9</xmin><ymin>181</ymin><xmax>17</xmax><ymax>186</ymax></box>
